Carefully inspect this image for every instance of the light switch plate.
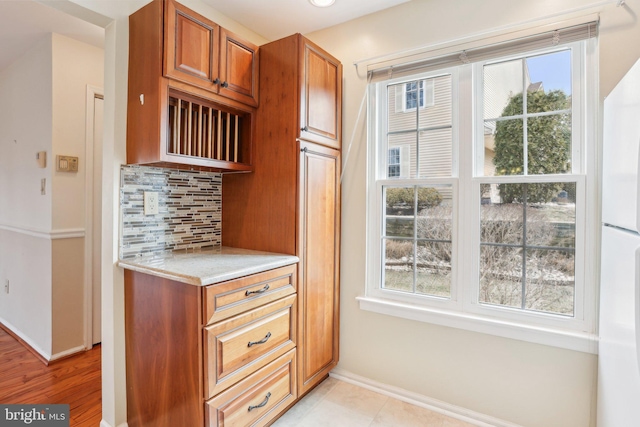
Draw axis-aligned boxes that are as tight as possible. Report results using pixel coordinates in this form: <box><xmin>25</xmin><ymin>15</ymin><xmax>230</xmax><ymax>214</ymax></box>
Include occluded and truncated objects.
<box><xmin>144</xmin><ymin>191</ymin><xmax>159</xmax><ymax>215</ymax></box>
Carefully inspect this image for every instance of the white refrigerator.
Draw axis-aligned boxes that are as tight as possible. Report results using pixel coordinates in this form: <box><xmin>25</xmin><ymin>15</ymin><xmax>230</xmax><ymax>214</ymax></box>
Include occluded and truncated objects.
<box><xmin>598</xmin><ymin>58</ymin><xmax>640</xmax><ymax>426</ymax></box>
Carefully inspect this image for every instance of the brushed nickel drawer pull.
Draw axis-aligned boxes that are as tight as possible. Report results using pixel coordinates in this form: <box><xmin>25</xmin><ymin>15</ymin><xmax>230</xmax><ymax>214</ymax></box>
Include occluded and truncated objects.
<box><xmin>245</xmin><ymin>284</ymin><xmax>270</xmax><ymax>296</ymax></box>
<box><xmin>248</xmin><ymin>392</ymin><xmax>271</xmax><ymax>412</ymax></box>
<box><xmin>248</xmin><ymin>332</ymin><xmax>271</xmax><ymax>347</ymax></box>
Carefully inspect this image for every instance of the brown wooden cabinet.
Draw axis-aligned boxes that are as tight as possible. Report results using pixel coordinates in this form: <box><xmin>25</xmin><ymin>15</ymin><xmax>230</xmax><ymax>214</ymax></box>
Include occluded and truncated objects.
<box><xmin>300</xmin><ymin>40</ymin><xmax>342</xmax><ymax>149</ymax></box>
<box><xmin>218</xmin><ymin>28</ymin><xmax>260</xmax><ymax>107</ymax></box>
<box><xmin>297</xmin><ymin>141</ymin><xmax>341</xmax><ymax>394</ymax></box>
<box><xmin>127</xmin><ymin>0</ymin><xmax>258</xmax><ymax>172</ymax></box>
<box><xmin>223</xmin><ymin>33</ymin><xmax>342</xmax><ymax>397</ymax></box>
<box><xmin>164</xmin><ymin>0</ymin><xmax>259</xmax><ymax>106</ymax></box>
<box><xmin>125</xmin><ymin>265</ymin><xmax>297</xmax><ymax>427</ymax></box>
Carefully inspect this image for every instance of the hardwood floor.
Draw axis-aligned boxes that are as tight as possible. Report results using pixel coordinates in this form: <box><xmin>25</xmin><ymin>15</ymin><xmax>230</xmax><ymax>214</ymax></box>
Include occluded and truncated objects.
<box><xmin>0</xmin><ymin>328</ymin><xmax>102</xmax><ymax>426</ymax></box>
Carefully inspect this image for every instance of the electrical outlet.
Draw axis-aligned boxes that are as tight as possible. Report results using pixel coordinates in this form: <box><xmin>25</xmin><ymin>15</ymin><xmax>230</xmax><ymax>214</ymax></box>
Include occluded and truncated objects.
<box><xmin>4</xmin><ymin>280</ymin><xmax>9</xmax><ymax>294</ymax></box>
<box><xmin>144</xmin><ymin>191</ymin><xmax>159</xmax><ymax>215</ymax></box>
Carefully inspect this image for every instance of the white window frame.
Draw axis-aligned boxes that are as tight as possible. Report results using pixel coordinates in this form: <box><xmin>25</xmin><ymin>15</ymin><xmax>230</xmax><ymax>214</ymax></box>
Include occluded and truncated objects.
<box><xmin>362</xmin><ymin>39</ymin><xmax>599</xmax><ymax>354</ymax></box>
<box><xmin>368</xmin><ymin>68</ymin><xmax>460</xmax><ymax>310</ymax></box>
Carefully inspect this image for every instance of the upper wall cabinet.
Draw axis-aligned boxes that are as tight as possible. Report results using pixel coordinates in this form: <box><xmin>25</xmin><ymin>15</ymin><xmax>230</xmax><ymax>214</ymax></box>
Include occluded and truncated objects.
<box><xmin>164</xmin><ymin>0</ymin><xmax>259</xmax><ymax>107</ymax></box>
<box><xmin>127</xmin><ymin>0</ymin><xmax>255</xmax><ymax>172</ymax></box>
<box><xmin>299</xmin><ymin>40</ymin><xmax>342</xmax><ymax>149</ymax></box>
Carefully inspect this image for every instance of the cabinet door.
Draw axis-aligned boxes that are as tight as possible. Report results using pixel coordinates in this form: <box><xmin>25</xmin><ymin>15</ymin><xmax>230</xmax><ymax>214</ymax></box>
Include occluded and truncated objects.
<box><xmin>164</xmin><ymin>0</ymin><xmax>219</xmax><ymax>91</ymax></box>
<box><xmin>300</xmin><ymin>40</ymin><xmax>342</xmax><ymax>149</ymax></box>
<box><xmin>298</xmin><ymin>141</ymin><xmax>341</xmax><ymax>394</ymax></box>
<box><xmin>219</xmin><ymin>28</ymin><xmax>259</xmax><ymax>107</ymax></box>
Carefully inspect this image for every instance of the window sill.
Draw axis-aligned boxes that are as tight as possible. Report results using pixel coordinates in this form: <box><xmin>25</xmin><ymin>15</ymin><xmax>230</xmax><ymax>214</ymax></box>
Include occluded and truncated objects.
<box><xmin>356</xmin><ymin>296</ymin><xmax>598</xmax><ymax>354</ymax></box>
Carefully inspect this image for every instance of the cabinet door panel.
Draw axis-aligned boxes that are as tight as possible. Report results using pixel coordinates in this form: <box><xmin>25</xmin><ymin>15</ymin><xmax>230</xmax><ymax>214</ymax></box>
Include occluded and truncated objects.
<box><xmin>164</xmin><ymin>0</ymin><xmax>219</xmax><ymax>90</ymax></box>
<box><xmin>300</xmin><ymin>41</ymin><xmax>342</xmax><ymax>149</ymax></box>
<box><xmin>298</xmin><ymin>141</ymin><xmax>341</xmax><ymax>393</ymax></box>
<box><xmin>220</xmin><ymin>28</ymin><xmax>259</xmax><ymax>106</ymax></box>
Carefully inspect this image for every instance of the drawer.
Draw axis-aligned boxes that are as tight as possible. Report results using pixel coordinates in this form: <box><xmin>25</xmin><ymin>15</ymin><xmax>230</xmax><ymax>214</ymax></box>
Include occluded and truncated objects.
<box><xmin>204</xmin><ymin>265</ymin><xmax>296</xmax><ymax>325</ymax></box>
<box><xmin>205</xmin><ymin>349</ymin><xmax>296</xmax><ymax>427</ymax></box>
<box><xmin>204</xmin><ymin>294</ymin><xmax>296</xmax><ymax>398</ymax></box>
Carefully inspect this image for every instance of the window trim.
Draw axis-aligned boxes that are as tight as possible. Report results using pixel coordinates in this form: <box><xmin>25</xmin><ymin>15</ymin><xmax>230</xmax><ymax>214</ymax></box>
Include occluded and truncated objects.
<box><xmin>364</xmin><ymin>38</ymin><xmax>599</xmax><ymax>352</ymax></box>
<box><xmin>357</xmin><ymin>296</ymin><xmax>598</xmax><ymax>354</ymax></box>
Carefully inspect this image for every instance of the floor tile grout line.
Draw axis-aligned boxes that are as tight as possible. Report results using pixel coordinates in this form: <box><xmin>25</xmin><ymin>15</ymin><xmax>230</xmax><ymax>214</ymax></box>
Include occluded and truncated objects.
<box><xmin>289</xmin><ymin>377</ymin><xmax>342</xmax><ymax>425</ymax></box>
<box><xmin>367</xmin><ymin>393</ymin><xmax>391</xmax><ymax>427</ymax></box>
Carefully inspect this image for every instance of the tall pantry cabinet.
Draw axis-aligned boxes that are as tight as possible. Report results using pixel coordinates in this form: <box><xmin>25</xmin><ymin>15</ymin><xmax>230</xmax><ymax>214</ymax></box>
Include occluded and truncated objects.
<box><xmin>223</xmin><ymin>33</ymin><xmax>342</xmax><ymax>396</ymax></box>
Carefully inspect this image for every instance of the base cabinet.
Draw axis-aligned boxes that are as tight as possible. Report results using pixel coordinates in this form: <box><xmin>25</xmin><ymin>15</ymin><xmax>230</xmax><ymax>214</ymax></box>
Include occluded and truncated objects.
<box><xmin>125</xmin><ymin>265</ymin><xmax>297</xmax><ymax>427</ymax></box>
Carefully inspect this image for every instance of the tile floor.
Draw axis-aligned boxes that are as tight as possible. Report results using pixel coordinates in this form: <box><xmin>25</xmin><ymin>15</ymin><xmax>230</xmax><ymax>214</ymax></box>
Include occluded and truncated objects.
<box><xmin>272</xmin><ymin>377</ymin><xmax>479</xmax><ymax>427</ymax></box>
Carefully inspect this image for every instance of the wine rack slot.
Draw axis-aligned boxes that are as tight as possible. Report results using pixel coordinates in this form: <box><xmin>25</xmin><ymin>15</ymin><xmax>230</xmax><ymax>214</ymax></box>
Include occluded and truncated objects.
<box><xmin>168</xmin><ymin>92</ymin><xmax>245</xmax><ymax>163</ymax></box>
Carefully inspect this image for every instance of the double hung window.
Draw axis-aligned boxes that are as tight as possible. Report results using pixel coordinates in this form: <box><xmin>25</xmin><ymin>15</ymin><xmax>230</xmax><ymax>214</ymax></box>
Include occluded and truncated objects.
<box><xmin>364</xmin><ymin>27</ymin><xmax>597</xmax><ymax>350</ymax></box>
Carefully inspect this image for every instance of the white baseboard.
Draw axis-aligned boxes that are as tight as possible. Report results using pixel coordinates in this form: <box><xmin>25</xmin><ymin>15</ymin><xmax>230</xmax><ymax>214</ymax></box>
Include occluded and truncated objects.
<box><xmin>1</xmin><ymin>316</ymin><xmax>88</xmax><ymax>362</ymax></box>
<box><xmin>0</xmin><ymin>316</ymin><xmax>51</xmax><ymax>360</ymax></box>
<box><xmin>100</xmin><ymin>420</ymin><xmax>129</xmax><ymax>427</ymax></box>
<box><xmin>330</xmin><ymin>368</ymin><xmax>523</xmax><ymax>427</ymax></box>
<box><xmin>50</xmin><ymin>345</ymin><xmax>87</xmax><ymax>361</ymax></box>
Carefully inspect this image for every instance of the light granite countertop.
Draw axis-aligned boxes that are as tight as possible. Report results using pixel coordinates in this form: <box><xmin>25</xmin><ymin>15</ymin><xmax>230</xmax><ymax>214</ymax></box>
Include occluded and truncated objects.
<box><xmin>118</xmin><ymin>246</ymin><xmax>299</xmax><ymax>286</ymax></box>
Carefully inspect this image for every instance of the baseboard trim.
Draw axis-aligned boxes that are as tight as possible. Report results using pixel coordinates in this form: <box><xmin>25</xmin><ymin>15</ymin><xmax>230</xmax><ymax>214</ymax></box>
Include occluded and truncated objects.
<box><xmin>100</xmin><ymin>421</ymin><xmax>129</xmax><ymax>427</ymax></box>
<box><xmin>50</xmin><ymin>345</ymin><xmax>87</xmax><ymax>362</ymax></box>
<box><xmin>0</xmin><ymin>319</ymin><xmax>89</xmax><ymax>365</ymax></box>
<box><xmin>0</xmin><ymin>319</ymin><xmax>51</xmax><ymax>364</ymax></box>
<box><xmin>330</xmin><ymin>368</ymin><xmax>523</xmax><ymax>427</ymax></box>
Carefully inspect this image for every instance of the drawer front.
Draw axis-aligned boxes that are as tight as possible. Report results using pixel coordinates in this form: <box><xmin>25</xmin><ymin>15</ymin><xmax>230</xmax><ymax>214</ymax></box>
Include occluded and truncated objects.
<box><xmin>206</xmin><ymin>350</ymin><xmax>296</xmax><ymax>427</ymax></box>
<box><xmin>205</xmin><ymin>294</ymin><xmax>296</xmax><ymax>398</ymax></box>
<box><xmin>204</xmin><ymin>265</ymin><xmax>296</xmax><ymax>325</ymax></box>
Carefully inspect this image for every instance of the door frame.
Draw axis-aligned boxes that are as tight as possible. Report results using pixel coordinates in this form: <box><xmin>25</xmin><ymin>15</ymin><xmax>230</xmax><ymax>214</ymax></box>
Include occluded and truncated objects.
<box><xmin>84</xmin><ymin>85</ymin><xmax>104</xmax><ymax>349</ymax></box>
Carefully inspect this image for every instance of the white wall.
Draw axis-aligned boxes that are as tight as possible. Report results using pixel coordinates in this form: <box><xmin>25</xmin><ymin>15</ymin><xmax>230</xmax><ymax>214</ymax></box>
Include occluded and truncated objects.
<box><xmin>0</xmin><ymin>36</ymin><xmax>52</xmax><ymax>230</ymax></box>
<box><xmin>0</xmin><ymin>36</ymin><xmax>54</xmax><ymax>357</ymax></box>
<box><xmin>305</xmin><ymin>1</ymin><xmax>640</xmax><ymax>426</ymax></box>
<box><xmin>0</xmin><ymin>32</ymin><xmax>105</xmax><ymax>359</ymax></box>
<box><xmin>0</xmin><ymin>230</ymin><xmax>52</xmax><ymax>357</ymax></box>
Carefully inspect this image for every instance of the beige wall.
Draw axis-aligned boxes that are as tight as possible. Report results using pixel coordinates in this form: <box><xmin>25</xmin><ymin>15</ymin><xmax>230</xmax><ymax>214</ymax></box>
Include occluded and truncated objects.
<box><xmin>305</xmin><ymin>0</ymin><xmax>640</xmax><ymax>426</ymax></box>
<box><xmin>51</xmin><ymin>238</ymin><xmax>85</xmax><ymax>354</ymax></box>
<box><xmin>52</xmin><ymin>33</ymin><xmax>104</xmax><ymax>230</ymax></box>
<box><xmin>50</xmin><ymin>34</ymin><xmax>104</xmax><ymax>356</ymax></box>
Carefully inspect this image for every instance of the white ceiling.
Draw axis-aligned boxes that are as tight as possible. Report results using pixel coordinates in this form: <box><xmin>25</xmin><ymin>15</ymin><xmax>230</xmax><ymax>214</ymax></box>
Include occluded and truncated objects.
<box><xmin>0</xmin><ymin>0</ymin><xmax>409</xmax><ymax>72</ymax></box>
<box><xmin>0</xmin><ymin>0</ymin><xmax>104</xmax><ymax>72</ymax></box>
<box><xmin>201</xmin><ymin>0</ymin><xmax>411</xmax><ymax>40</ymax></box>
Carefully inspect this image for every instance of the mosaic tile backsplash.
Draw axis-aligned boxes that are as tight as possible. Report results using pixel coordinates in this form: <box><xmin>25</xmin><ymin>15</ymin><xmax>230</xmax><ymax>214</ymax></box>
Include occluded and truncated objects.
<box><xmin>120</xmin><ymin>165</ymin><xmax>222</xmax><ymax>259</ymax></box>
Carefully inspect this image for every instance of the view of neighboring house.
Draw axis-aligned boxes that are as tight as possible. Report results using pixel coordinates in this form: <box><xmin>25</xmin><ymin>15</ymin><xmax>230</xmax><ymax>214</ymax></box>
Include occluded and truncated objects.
<box><xmin>386</xmin><ymin>56</ymin><xmax>550</xmax><ymax>197</ymax></box>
